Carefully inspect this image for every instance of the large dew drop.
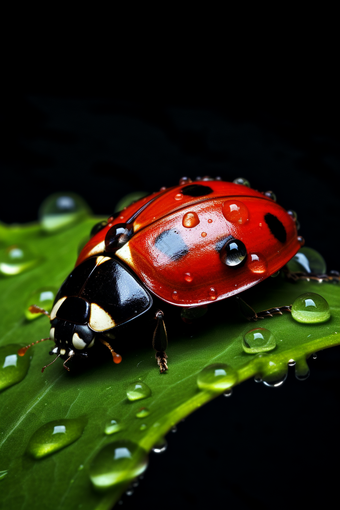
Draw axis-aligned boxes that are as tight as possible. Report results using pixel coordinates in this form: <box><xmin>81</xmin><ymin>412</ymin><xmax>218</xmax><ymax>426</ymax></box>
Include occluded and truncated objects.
<box><xmin>25</xmin><ymin>287</ymin><xmax>57</xmax><ymax>320</ymax></box>
<box><xmin>242</xmin><ymin>328</ymin><xmax>276</xmax><ymax>354</ymax></box>
<box><xmin>26</xmin><ymin>418</ymin><xmax>86</xmax><ymax>459</ymax></box>
<box><xmin>0</xmin><ymin>344</ymin><xmax>31</xmax><ymax>392</ymax></box>
<box><xmin>197</xmin><ymin>363</ymin><xmax>238</xmax><ymax>391</ymax></box>
<box><xmin>126</xmin><ymin>381</ymin><xmax>151</xmax><ymax>401</ymax></box>
<box><xmin>291</xmin><ymin>293</ymin><xmax>330</xmax><ymax>323</ymax></box>
<box><xmin>89</xmin><ymin>440</ymin><xmax>148</xmax><ymax>490</ymax></box>
<box><xmin>39</xmin><ymin>193</ymin><xmax>91</xmax><ymax>233</ymax></box>
<box><xmin>287</xmin><ymin>247</ymin><xmax>327</xmax><ymax>274</ymax></box>
<box><xmin>0</xmin><ymin>245</ymin><xmax>41</xmax><ymax>276</ymax></box>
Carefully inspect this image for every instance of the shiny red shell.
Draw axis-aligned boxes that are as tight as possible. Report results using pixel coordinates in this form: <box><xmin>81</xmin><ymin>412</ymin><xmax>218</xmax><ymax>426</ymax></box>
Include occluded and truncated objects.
<box><xmin>76</xmin><ymin>180</ymin><xmax>302</xmax><ymax>307</ymax></box>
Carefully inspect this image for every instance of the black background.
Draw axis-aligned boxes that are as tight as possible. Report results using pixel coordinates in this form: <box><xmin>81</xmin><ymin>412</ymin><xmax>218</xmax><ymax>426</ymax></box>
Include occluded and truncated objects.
<box><xmin>1</xmin><ymin>59</ymin><xmax>340</xmax><ymax>509</ymax></box>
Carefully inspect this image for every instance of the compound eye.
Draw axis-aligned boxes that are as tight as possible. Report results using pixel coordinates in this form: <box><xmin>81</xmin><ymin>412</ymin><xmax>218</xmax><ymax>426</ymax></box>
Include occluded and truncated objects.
<box><xmin>105</xmin><ymin>223</ymin><xmax>133</xmax><ymax>253</ymax></box>
<box><xmin>220</xmin><ymin>238</ymin><xmax>247</xmax><ymax>267</ymax></box>
<box><xmin>90</xmin><ymin>220</ymin><xmax>108</xmax><ymax>237</ymax></box>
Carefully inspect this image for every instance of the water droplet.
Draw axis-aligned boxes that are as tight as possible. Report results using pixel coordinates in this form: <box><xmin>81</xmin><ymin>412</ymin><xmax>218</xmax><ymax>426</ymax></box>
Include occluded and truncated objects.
<box><xmin>182</xmin><ymin>211</ymin><xmax>200</xmax><ymax>228</ymax></box>
<box><xmin>287</xmin><ymin>210</ymin><xmax>298</xmax><ymax>221</ymax></box>
<box><xmin>136</xmin><ymin>407</ymin><xmax>150</xmax><ymax>418</ymax></box>
<box><xmin>287</xmin><ymin>247</ymin><xmax>327</xmax><ymax>274</ymax></box>
<box><xmin>0</xmin><ymin>344</ymin><xmax>31</xmax><ymax>392</ymax></box>
<box><xmin>242</xmin><ymin>328</ymin><xmax>276</xmax><ymax>354</ymax></box>
<box><xmin>126</xmin><ymin>488</ymin><xmax>134</xmax><ymax>496</ymax></box>
<box><xmin>25</xmin><ymin>287</ymin><xmax>57</xmax><ymax>320</ymax></box>
<box><xmin>222</xmin><ymin>200</ymin><xmax>249</xmax><ymax>225</ymax></box>
<box><xmin>263</xmin><ymin>190</ymin><xmax>276</xmax><ymax>201</ymax></box>
<box><xmin>171</xmin><ymin>425</ymin><xmax>177</xmax><ymax>433</ymax></box>
<box><xmin>201</xmin><ymin>232</ymin><xmax>207</xmax><ymax>238</ymax></box>
<box><xmin>248</xmin><ymin>253</ymin><xmax>268</xmax><ymax>274</ymax></box>
<box><xmin>197</xmin><ymin>363</ymin><xmax>238</xmax><ymax>391</ymax></box>
<box><xmin>104</xmin><ymin>419</ymin><xmax>122</xmax><ymax>435</ymax></box>
<box><xmin>208</xmin><ymin>287</ymin><xmax>217</xmax><ymax>300</ymax></box>
<box><xmin>184</xmin><ymin>273</ymin><xmax>193</xmax><ymax>283</ymax></box>
<box><xmin>261</xmin><ymin>359</ymin><xmax>288</xmax><ymax>387</ymax></box>
<box><xmin>39</xmin><ymin>193</ymin><xmax>90</xmax><ymax>233</ymax></box>
<box><xmin>288</xmin><ymin>359</ymin><xmax>296</xmax><ymax>367</ymax></box>
<box><xmin>152</xmin><ymin>438</ymin><xmax>167</xmax><ymax>453</ymax></box>
<box><xmin>89</xmin><ymin>440</ymin><xmax>148</xmax><ymax>490</ymax></box>
<box><xmin>291</xmin><ymin>293</ymin><xmax>330</xmax><ymax>323</ymax></box>
<box><xmin>126</xmin><ymin>381</ymin><xmax>151</xmax><ymax>401</ymax></box>
<box><xmin>297</xmin><ymin>236</ymin><xmax>305</xmax><ymax>246</ymax></box>
<box><xmin>295</xmin><ymin>358</ymin><xmax>310</xmax><ymax>381</ymax></box>
<box><xmin>175</xmin><ymin>193</ymin><xmax>183</xmax><ymax>201</ymax></box>
<box><xmin>233</xmin><ymin>177</ymin><xmax>250</xmax><ymax>187</ymax></box>
<box><xmin>139</xmin><ymin>424</ymin><xmax>147</xmax><ymax>431</ymax></box>
<box><xmin>172</xmin><ymin>290</ymin><xmax>179</xmax><ymax>301</ymax></box>
<box><xmin>0</xmin><ymin>470</ymin><xmax>8</xmax><ymax>481</ymax></box>
<box><xmin>26</xmin><ymin>418</ymin><xmax>86</xmax><ymax>459</ymax></box>
<box><xmin>179</xmin><ymin>177</ymin><xmax>192</xmax><ymax>185</ymax></box>
<box><xmin>312</xmin><ymin>353</ymin><xmax>317</xmax><ymax>360</ymax></box>
<box><xmin>0</xmin><ymin>245</ymin><xmax>41</xmax><ymax>276</ymax></box>
<box><xmin>208</xmin><ymin>219</ymin><xmax>213</xmax><ymax>223</ymax></box>
<box><xmin>223</xmin><ymin>389</ymin><xmax>233</xmax><ymax>397</ymax></box>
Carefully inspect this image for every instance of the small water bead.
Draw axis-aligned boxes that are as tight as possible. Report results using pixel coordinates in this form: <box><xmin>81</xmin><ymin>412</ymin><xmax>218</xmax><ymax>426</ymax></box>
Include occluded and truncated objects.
<box><xmin>248</xmin><ymin>253</ymin><xmax>268</xmax><ymax>274</ymax></box>
<box><xmin>172</xmin><ymin>290</ymin><xmax>179</xmax><ymax>301</ymax></box>
<box><xmin>222</xmin><ymin>200</ymin><xmax>249</xmax><ymax>225</ymax></box>
<box><xmin>233</xmin><ymin>177</ymin><xmax>250</xmax><ymax>187</ymax></box>
<box><xmin>39</xmin><ymin>193</ymin><xmax>90</xmax><ymax>232</ymax></box>
<box><xmin>291</xmin><ymin>293</ymin><xmax>330</xmax><ymax>323</ymax></box>
<box><xmin>0</xmin><ymin>245</ymin><xmax>41</xmax><ymax>276</ymax></box>
<box><xmin>263</xmin><ymin>190</ymin><xmax>276</xmax><ymax>201</ymax></box>
<box><xmin>208</xmin><ymin>287</ymin><xmax>217</xmax><ymax>300</ymax></box>
<box><xmin>126</xmin><ymin>381</ymin><xmax>151</xmax><ymax>401</ymax></box>
<box><xmin>184</xmin><ymin>273</ymin><xmax>193</xmax><ymax>283</ymax></box>
<box><xmin>242</xmin><ymin>328</ymin><xmax>276</xmax><ymax>354</ymax></box>
<box><xmin>0</xmin><ymin>344</ymin><xmax>31</xmax><ymax>392</ymax></box>
<box><xmin>26</xmin><ymin>418</ymin><xmax>86</xmax><ymax>459</ymax></box>
<box><xmin>175</xmin><ymin>193</ymin><xmax>184</xmax><ymax>201</ymax></box>
<box><xmin>287</xmin><ymin>247</ymin><xmax>327</xmax><ymax>275</ymax></box>
<box><xmin>89</xmin><ymin>440</ymin><xmax>148</xmax><ymax>490</ymax></box>
<box><xmin>179</xmin><ymin>177</ymin><xmax>192</xmax><ymax>185</ymax></box>
<box><xmin>294</xmin><ymin>358</ymin><xmax>310</xmax><ymax>381</ymax></box>
<box><xmin>182</xmin><ymin>211</ymin><xmax>200</xmax><ymax>228</ymax></box>
<box><xmin>197</xmin><ymin>363</ymin><xmax>238</xmax><ymax>391</ymax></box>
<box><xmin>152</xmin><ymin>438</ymin><xmax>167</xmax><ymax>453</ymax></box>
<box><xmin>136</xmin><ymin>407</ymin><xmax>150</xmax><ymax>418</ymax></box>
<box><xmin>25</xmin><ymin>287</ymin><xmax>57</xmax><ymax>320</ymax></box>
<box><xmin>104</xmin><ymin>419</ymin><xmax>122</xmax><ymax>435</ymax></box>
<box><xmin>139</xmin><ymin>424</ymin><xmax>147</xmax><ymax>431</ymax></box>
<box><xmin>223</xmin><ymin>389</ymin><xmax>233</xmax><ymax>397</ymax></box>
<box><xmin>262</xmin><ymin>370</ymin><xmax>288</xmax><ymax>388</ymax></box>
<box><xmin>201</xmin><ymin>232</ymin><xmax>207</xmax><ymax>238</ymax></box>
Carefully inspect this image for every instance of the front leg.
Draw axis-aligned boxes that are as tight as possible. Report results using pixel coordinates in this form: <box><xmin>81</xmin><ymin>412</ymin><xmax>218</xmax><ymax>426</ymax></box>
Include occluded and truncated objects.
<box><xmin>236</xmin><ymin>296</ymin><xmax>292</xmax><ymax>321</ymax></box>
<box><xmin>152</xmin><ymin>310</ymin><xmax>168</xmax><ymax>373</ymax></box>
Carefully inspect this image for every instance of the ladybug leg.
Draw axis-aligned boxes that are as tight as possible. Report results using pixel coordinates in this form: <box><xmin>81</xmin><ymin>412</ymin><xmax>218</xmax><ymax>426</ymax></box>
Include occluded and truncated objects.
<box><xmin>152</xmin><ymin>310</ymin><xmax>168</xmax><ymax>373</ymax></box>
<box><xmin>236</xmin><ymin>296</ymin><xmax>291</xmax><ymax>321</ymax></box>
<box><xmin>99</xmin><ymin>338</ymin><xmax>122</xmax><ymax>365</ymax></box>
<box><xmin>284</xmin><ymin>267</ymin><xmax>340</xmax><ymax>284</ymax></box>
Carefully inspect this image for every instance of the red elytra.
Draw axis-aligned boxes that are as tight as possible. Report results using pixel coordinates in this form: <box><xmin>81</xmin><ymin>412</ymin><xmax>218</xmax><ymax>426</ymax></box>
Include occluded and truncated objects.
<box><xmin>76</xmin><ymin>180</ymin><xmax>302</xmax><ymax>307</ymax></box>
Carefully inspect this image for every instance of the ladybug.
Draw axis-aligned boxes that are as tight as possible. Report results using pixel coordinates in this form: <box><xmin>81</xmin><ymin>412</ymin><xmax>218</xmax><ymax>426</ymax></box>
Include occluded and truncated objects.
<box><xmin>20</xmin><ymin>178</ymin><xmax>302</xmax><ymax>373</ymax></box>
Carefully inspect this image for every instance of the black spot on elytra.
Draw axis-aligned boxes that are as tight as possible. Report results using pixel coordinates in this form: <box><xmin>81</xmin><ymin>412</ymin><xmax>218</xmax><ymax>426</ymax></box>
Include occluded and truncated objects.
<box><xmin>155</xmin><ymin>229</ymin><xmax>189</xmax><ymax>260</ymax></box>
<box><xmin>181</xmin><ymin>184</ymin><xmax>213</xmax><ymax>197</ymax></box>
<box><xmin>264</xmin><ymin>213</ymin><xmax>287</xmax><ymax>243</ymax></box>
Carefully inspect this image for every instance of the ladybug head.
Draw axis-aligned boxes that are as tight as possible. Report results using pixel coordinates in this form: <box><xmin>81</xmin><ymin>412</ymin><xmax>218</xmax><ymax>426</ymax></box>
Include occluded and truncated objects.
<box><xmin>49</xmin><ymin>316</ymin><xmax>95</xmax><ymax>360</ymax></box>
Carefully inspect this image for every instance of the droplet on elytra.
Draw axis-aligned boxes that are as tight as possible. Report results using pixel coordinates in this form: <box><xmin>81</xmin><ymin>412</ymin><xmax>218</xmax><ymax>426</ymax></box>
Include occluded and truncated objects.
<box><xmin>126</xmin><ymin>381</ymin><xmax>151</xmax><ymax>401</ymax></box>
<box><xmin>233</xmin><ymin>177</ymin><xmax>250</xmax><ymax>187</ymax></box>
<box><xmin>152</xmin><ymin>438</ymin><xmax>167</xmax><ymax>453</ymax></box>
<box><xmin>291</xmin><ymin>293</ymin><xmax>330</xmax><ymax>323</ymax></box>
<box><xmin>287</xmin><ymin>247</ymin><xmax>327</xmax><ymax>275</ymax></box>
<box><xmin>0</xmin><ymin>245</ymin><xmax>41</xmax><ymax>276</ymax></box>
<box><xmin>197</xmin><ymin>363</ymin><xmax>238</xmax><ymax>391</ymax></box>
<box><xmin>0</xmin><ymin>344</ymin><xmax>31</xmax><ymax>393</ymax></box>
<box><xmin>136</xmin><ymin>407</ymin><xmax>150</xmax><ymax>418</ymax></box>
<box><xmin>39</xmin><ymin>193</ymin><xmax>91</xmax><ymax>232</ymax></box>
<box><xmin>294</xmin><ymin>358</ymin><xmax>310</xmax><ymax>381</ymax></box>
<box><xmin>222</xmin><ymin>200</ymin><xmax>249</xmax><ymax>225</ymax></box>
<box><xmin>0</xmin><ymin>470</ymin><xmax>8</xmax><ymax>481</ymax></box>
<box><xmin>248</xmin><ymin>253</ymin><xmax>268</xmax><ymax>274</ymax></box>
<box><xmin>104</xmin><ymin>419</ymin><xmax>122</xmax><ymax>435</ymax></box>
<box><xmin>242</xmin><ymin>328</ymin><xmax>276</xmax><ymax>354</ymax></box>
<box><xmin>175</xmin><ymin>193</ymin><xmax>183</xmax><ymax>201</ymax></box>
<box><xmin>263</xmin><ymin>190</ymin><xmax>276</xmax><ymax>201</ymax></box>
<box><xmin>184</xmin><ymin>273</ymin><xmax>193</xmax><ymax>283</ymax></box>
<box><xmin>25</xmin><ymin>288</ymin><xmax>57</xmax><ymax>320</ymax></box>
<box><xmin>201</xmin><ymin>232</ymin><xmax>207</xmax><ymax>238</ymax></box>
<box><xmin>208</xmin><ymin>287</ymin><xmax>217</xmax><ymax>300</ymax></box>
<box><xmin>172</xmin><ymin>290</ymin><xmax>179</xmax><ymax>301</ymax></box>
<box><xmin>182</xmin><ymin>211</ymin><xmax>200</xmax><ymax>228</ymax></box>
<box><xmin>26</xmin><ymin>418</ymin><xmax>86</xmax><ymax>459</ymax></box>
<box><xmin>179</xmin><ymin>177</ymin><xmax>192</xmax><ymax>185</ymax></box>
<box><xmin>89</xmin><ymin>440</ymin><xmax>148</xmax><ymax>490</ymax></box>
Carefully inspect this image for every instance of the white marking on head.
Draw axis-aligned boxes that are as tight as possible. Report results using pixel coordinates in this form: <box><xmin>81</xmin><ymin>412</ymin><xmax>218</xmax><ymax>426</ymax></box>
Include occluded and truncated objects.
<box><xmin>72</xmin><ymin>332</ymin><xmax>87</xmax><ymax>350</ymax></box>
<box><xmin>50</xmin><ymin>327</ymin><xmax>55</xmax><ymax>340</ymax></box>
<box><xmin>96</xmin><ymin>256</ymin><xmax>112</xmax><ymax>265</ymax></box>
<box><xmin>50</xmin><ymin>297</ymin><xmax>67</xmax><ymax>320</ymax></box>
<box><xmin>89</xmin><ymin>303</ymin><xmax>115</xmax><ymax>332</ymax></box>
<box><xmin>52</xmin><ymin>347</ymin><xmax>58</xmax><ymax>354</ymax></box>
<box><xmin>60</xmin><ymin>348</ymin><xmax>66</xmax><ymax>355</ymax></box>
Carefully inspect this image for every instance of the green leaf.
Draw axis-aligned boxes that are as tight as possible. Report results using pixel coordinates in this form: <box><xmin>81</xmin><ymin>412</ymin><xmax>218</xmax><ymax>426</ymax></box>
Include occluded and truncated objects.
<box><xmin>0</xmin><ymin>216</ymin><xmax>339</xmax><ymax>509</ymax></box>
